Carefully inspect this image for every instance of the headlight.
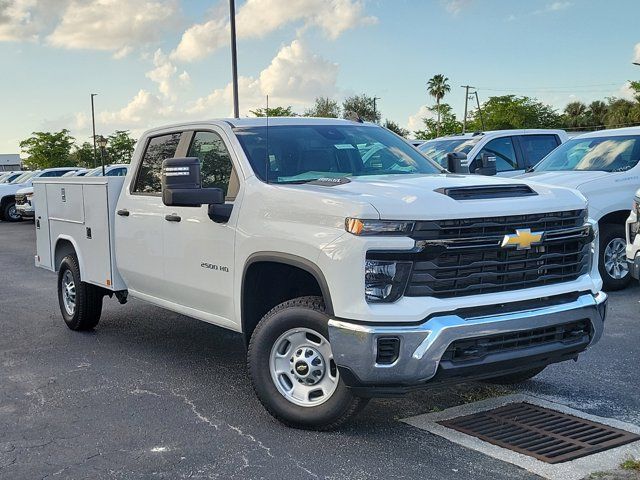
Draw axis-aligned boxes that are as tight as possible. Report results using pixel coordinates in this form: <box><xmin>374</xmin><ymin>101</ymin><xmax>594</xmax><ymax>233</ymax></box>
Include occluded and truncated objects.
<box><xmin>365</xmin><ymin>260</ymin><xmax>412</xmax><ymax>303</ymax></box>
<box><xmin>346</xmin><ymin>218</ymin><xmax>414</xmax><ymax>236</ymax></box>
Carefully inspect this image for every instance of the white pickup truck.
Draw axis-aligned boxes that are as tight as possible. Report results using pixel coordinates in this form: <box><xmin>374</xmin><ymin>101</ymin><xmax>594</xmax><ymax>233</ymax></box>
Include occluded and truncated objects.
<box><xmin>34</xmin><ymin>118</ymin><xmax>607</xmax><ymax>430</ymax></box>
<box><xmin>520</xmin><ymin>127</ymin><xmax>640</xmax><ymax>290</ymax></box>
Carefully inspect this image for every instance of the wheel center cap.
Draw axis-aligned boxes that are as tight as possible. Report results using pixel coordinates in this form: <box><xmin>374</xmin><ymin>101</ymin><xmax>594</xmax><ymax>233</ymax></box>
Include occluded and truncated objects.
<box><xmin>295</xmin><ymin>361</ymin><xmax>309</xmax><ymax>376</ymax></box>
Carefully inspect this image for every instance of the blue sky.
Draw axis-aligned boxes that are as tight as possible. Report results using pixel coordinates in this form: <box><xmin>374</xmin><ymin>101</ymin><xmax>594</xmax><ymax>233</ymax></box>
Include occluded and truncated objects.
<box><xmin>1</xmin><ymin>0</ymin><xmax>639</xmax><ymax>154</ymax></box>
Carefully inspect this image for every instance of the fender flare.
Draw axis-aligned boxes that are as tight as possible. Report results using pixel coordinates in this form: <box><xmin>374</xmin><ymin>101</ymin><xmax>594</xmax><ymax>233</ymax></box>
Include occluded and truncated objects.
<box><xmin>53</xmin><ymin>235</ymin><xmax>85</xmax><ymax>279</ymax></box>
<box><xmin>241</xmin><ymin>252</ymin><xmax>334</xmax><ymax>317</ymax></box>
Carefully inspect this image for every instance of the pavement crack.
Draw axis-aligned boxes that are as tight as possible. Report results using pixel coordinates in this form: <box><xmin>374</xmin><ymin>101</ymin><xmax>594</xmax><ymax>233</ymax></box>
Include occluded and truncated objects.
<box><xmin>226</xmin><ymin>424</ymin><xmax>274</xmax><ymax>458</ymax></box>
<box><xmin>171</xmin><ymin>389</ymin><xmax>220</xmax><ymax>430</ymax></box>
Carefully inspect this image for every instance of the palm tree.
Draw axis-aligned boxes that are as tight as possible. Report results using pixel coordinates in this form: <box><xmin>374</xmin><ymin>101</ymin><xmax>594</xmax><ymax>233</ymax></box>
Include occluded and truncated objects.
<box><xmin>563</xmin><ymin>101</ymin><xmax>587</xmax><ymax>128</ymax></box>
<box><xmin>427</xmin><ymin>74</ymin><xmax>451</xmax><ymax>137</ymax></box>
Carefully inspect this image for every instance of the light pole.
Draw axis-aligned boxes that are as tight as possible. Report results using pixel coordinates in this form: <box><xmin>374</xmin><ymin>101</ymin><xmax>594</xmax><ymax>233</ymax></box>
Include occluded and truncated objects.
<box><xmin>373</xmin><ymin>96</ymin><xmax>380</xmax><ymax>123</ymax></box>
<box><xmin>96</xmin><ymin>135</ymin><xmax>107</xmax><ymax>176</ymax></box>
<box><xmin>229</xmin><ymin>0</ymin><xmax>239</xmax><ymax>118</ymax></box>
<box><xmin>90</xmin><ymin>94</ymin><xmax>98</xmax><ymax>168</ymax></box>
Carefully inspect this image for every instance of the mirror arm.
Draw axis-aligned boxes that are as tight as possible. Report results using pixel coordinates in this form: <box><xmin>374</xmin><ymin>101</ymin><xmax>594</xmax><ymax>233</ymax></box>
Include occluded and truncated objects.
<box><xmin>208</xmin><ymin>203</ymin><xmax>233</xmax><ymax>223</ymax></box>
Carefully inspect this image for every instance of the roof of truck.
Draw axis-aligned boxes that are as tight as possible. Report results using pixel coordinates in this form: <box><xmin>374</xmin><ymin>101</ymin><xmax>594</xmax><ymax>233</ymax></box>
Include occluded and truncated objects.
<box><xmin>429</xmin><ymin>129</ymin><xmax>567</xmax><ymax>141</ymax></box>
<box><xmin>572</xmin><ymin>126</ymin><xmax>640</xmax><ymax>139</ymax></box>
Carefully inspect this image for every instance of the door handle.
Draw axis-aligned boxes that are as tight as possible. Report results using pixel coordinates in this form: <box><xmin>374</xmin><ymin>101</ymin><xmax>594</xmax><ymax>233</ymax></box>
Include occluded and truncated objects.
<box><xmin>117</xmin><ymin>209</ymin><xmax>129</xmax><ymax>217</ymax></box>
<box><xmin>165</xmin><ymin>214</ymin><xmax>181</xmax><ymax>222</ymax></box>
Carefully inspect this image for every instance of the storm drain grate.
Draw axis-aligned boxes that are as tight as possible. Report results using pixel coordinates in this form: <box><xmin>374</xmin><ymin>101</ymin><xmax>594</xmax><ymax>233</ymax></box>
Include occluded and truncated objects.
<box><xmin>439</xmin><ymin>402</ymin><xmax>640</xmax><ymax>464</ymax></box>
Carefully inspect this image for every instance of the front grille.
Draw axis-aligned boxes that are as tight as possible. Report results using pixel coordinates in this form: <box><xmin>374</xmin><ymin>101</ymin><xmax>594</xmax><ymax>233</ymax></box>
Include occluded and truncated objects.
<box><xmin>403</xmin><ymin>210</ymin><xmax>590</xmax><ymax>298</ymax></box>
<box><xmin>441</xmin><ymin>320</ymin><xmax>591</xmax><ymax>363</ymax></box>
<box><xmin>15</xmin><ymin>194</ymin><xmax>27</xmax><ymax>206</ymax></box>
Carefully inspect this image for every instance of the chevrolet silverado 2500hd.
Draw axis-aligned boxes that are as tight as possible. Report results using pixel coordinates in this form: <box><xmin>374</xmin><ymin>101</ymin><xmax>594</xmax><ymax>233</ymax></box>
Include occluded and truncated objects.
<box><xmin>34</xmin><ymin>118</ymin><xmax>607</xmax><ymax>430</ymax></box>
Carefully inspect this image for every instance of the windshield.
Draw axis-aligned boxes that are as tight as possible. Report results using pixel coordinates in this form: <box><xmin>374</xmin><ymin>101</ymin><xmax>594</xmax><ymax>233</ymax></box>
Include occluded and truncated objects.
<box><xmin>417</xmin><ymin>137</ymin><xmax>481</xmax><ymax>168</ymax></box>
<box><xmin>10</xmin><ymin>171</ymin><xmax>35</xmax><ymax>184</ymax></box>
<box><xmin>534</xmin><ymin>135</ymin><xmax>640</xmax><ymax>172</ymax></box>
<box><xmin>234</xmin><ymin>124</ymin><xmax>443</xmax><ymax>183</ymax></box>
<box><xmin>86</xmin><ymin>167</ymin><xmax>104</xmax><ymax>176</ymax></box>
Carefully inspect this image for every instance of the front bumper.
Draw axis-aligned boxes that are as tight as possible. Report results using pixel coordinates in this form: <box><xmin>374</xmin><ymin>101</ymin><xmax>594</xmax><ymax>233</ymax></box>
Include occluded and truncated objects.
<box><xmin>629</xmin><ymin>255</ymin><xmax>640</xmax><ymax>281</ymax></box>
<box><xmin>16</xmin><ymin>203</ymin><xmax>34</xmax><ymax>217</ymax></box>
<box><xmin>328</xmin><ymin>292</ymin><xmax>607</xmax><ymax>395</ymax></box>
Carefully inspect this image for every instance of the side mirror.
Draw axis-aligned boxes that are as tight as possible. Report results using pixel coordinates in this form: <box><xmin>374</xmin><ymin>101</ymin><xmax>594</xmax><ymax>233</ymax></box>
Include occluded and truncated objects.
<box><xmin>446</xmin><ymin>152</ymin><xmax>470</xmax><ymax>174</ymax></box>
<box><xmin>162</xmin><ymin>157</ymin><xmax>224</xmax><ymax>207</ymax></box>
<box><xmin>475</xmin><ymin>153</ymin><xmax>497</xmax><ymax>176</ymax></box>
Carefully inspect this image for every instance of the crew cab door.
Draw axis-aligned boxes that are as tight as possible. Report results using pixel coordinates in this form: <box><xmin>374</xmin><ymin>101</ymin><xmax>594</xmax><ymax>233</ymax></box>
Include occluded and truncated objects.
<box><xmin>115</xmin><ymin>132</ymin><xmax>182</xmax><ymax>299</ymax></box>
<box><xmin>471</xmin><ymin>136</ymin><xmax>522</xmax><ymax>177</ymax></box>
<box><xmin>161</xmin><ymin>129</ymin><xmax>240</xmax><ymax>325</ymax></box>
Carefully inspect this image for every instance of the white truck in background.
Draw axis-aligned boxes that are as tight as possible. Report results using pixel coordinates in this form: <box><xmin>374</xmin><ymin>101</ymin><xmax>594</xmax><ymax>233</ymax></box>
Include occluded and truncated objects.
<box><xmin>520</xmin><ymin>127</ymin><xmax>640</xmax><ymax>290</ymax></box>
<box><xmin>34</xmin><ymin>118</ymin><xmax>606</xmax><ymax>430</ymax></box>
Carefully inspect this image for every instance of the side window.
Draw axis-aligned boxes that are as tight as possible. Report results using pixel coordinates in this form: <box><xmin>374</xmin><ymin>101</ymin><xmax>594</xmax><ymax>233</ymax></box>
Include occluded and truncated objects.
<box><xmin>133</xmin><ymin>133</ymin><xmax>181</xmax><ymax>194</ymax></box>
<box><xmin>187</xmin><ymin>131</ymin><xmax>234</xmax><ymax>198</ymax></box>
<box><xmin>106</xmin><ymin>167</ymin><xmax>127</xmax><ymax>177</ymax></box>
<box><xmin>519</xmin><ymin>135</ymin><xmax>560</xmax><ymax>167</ymax></box>
<box><xmin>41</xmin><ymin>170</ymin><xmax>69</xmax><ymax>178</ymax></box>
<box><xmin>474</xmin><ymin>137</ymin><xmax>518</xmax><ymax>172</ymax></box>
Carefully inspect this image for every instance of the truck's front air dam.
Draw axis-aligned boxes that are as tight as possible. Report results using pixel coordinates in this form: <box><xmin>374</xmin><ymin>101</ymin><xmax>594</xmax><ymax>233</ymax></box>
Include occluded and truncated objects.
<box><xmin>328</xmin><ymin>292</ymin><xmax>607</xmax><ymax>393</ymax></box>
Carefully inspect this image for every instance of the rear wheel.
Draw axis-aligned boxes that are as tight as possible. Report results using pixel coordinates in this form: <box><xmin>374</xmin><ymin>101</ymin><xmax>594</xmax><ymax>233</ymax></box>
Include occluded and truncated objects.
<box><xmin>599</xmin><ymin>224</ymin><xmax>631</xmax><ymax>291</ymax></box>
<box><xmin>247</xmin><ymin>296</ymin><xmax>367</xmax><ymax>430</ymax></box>
<box><xmin>57</xmin><ymin>254</ymin><xmax>103</xmax><ymax>330</ymax></box>
<box><xmin>483</xmin><ymin>366</ymin><xmax>546</xmax><ymax>385</ymax></box>
<box><xmin>3</xmin><ymin>201</ymin><xmax>22</xmax><ymax>222</ymax></box>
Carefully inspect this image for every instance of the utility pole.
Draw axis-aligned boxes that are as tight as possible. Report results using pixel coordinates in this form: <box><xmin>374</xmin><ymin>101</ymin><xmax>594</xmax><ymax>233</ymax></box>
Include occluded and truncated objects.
<box><xmin>372</xmin><ymin>96</ymin><xmax>381</xmax><ymax>123</ymax></box>
<box><xmin>90</xmin><ymin>94</ymin><xmax>98</xmax><ymax>168</ymax></box>
<box><xmin>229</xmin><ymin>0</ymin><xmax>239</xmax><ymax>118</ymax></box>
<box><xmin>474</xmin><ymin>90</ymin><xmax>485</xmax><ymax>131</ymax></box>
<box><xmin>460</xmin><ymin>85</ymin><xmax>474</xmax><ymax>133</ymax></box>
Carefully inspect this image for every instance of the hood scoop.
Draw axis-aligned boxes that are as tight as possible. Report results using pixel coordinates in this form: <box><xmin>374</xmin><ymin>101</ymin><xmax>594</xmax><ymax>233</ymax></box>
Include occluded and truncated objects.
<box><xmin>435</xmin><ymin>184</ymin><xmax>537</xmax><ymax>200</ymax></box>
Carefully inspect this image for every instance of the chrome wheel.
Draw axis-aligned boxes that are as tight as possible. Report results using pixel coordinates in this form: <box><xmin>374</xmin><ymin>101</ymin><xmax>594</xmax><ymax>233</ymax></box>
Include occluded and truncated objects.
<box><xmin>7</xmin><ymin>204</ymin><xmax>20</xmax><ymax>221</ymax></box>
<box><xmin>604</xmin><ymin>237</ymin><xmax>629</xmax><ymax>280</ymax></box>
<box><xmin>61</xmin><ymin>270</ymin><xmax>77</xmax><ymax>316</ymax></box>
<box><xmin>269</xmin><ymin>328</ymin><xmax>339</xmax><ymax>407</ymax></box>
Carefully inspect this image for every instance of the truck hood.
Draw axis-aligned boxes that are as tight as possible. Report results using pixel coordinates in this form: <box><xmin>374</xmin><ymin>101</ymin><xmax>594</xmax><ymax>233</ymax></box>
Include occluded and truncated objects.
<box><xmin>295</xmin><ymin>174</ymin><xmax>586</xmax><ymax>220</ymax></box>
<box><xmin>517</xmin><ymin>170</ymin><xmax>610</xmax><ymax>190</ymax></box>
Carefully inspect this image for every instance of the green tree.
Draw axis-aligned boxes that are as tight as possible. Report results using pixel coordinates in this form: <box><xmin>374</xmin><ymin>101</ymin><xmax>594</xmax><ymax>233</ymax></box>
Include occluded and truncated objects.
<box><xmin>426</xmin><ymin>74</ymin><xmax>451</xmax><ymax>137</ymax></box>
<box><xmin>414</xmin><ymin>103</ymin><xmax>462</xmax><ymax>140</ymax></box>
<box><xmin>585</xmin><ymin>100</ymin><xmax>608</xmax><ymax>129</ymax></box>
<box><xmin>70</xmin><ymin>142</ymin><xmax>95</xmax><ymax>168</ymax></box>
<box><xmin>383</xmin><ymin>119</ymin><xmax>409</xmax><ymax>137</ymax></box>
<box><xmin>563</xmin><ymin>101</ymin><xmax>588</xmax><ymax>129</ymax></box>
<box><xmin>107</xmin><ymin>130</ymin><xmax>136</xmax><ymax>164</ymax></box>
<box><xmin>604</xmin><ymin>98</ymin><xmax>640</xmax><ymax>128</ymax></box>
<box><xmin>304</xmin><ymin>97</ymin><xmax>341</xmax><ymax>118</ymax></box>
<box><xmin>250</xmin><ymin>106</ymin><xmax>296</xmax><ymax>117</ymax></box>
<box><xmin>467</xmin><ymin>95</ymin><xmax>560</xmax><ymax>131</ymax></box>
<box><xmin>20</xmin><ymin>129</ymin><xmax>76</xmax><ymax>170</ymax></box>
<box><xmin>342</xmin><ymin>94</ymin><xmax>381</xmax><ymax>123</ymax></box>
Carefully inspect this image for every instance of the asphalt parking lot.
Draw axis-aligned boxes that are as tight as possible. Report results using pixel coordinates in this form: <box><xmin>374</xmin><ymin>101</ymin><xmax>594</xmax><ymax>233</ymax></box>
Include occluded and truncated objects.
<box><xmin>1</xmin><ymin>220</ymin><xmax>639</xmax><ymax>480</ymax></box>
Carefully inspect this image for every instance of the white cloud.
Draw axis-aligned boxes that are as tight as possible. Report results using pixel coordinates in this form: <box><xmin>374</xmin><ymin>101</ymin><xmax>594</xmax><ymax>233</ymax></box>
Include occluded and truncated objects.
<box><xmin>171</xmin><ymin>0</ymin><xmax>376</xmax><ymax>62</ymax></box>
<box><xmin>406</xmin><ymin>105</ymin><xmax>433</xmax><ymax>134</ymax></box>
<box><xmin>442</xmin><ymin>0</ymin><xmax>471</xmax><ymax>15</ymax></box>
<box><xmin>547</xmin><ymin>1</ymin><xmax>572</xmax><ymax>11</ymax></box>
<box><xmin>618</xmin><ymin>81</ymin><xmax>637</xmax><ymax>101</ymax></box>
<box><xmin>188</xmin><ymin>40</ymin><xmax>338</xmax><ymax>116</ymax></box>
<box><xmin>146</xmin><ymin>49</ymin><xmax>178</xmax><ymax>99</ymax></box>
<box><xmin>634</xmin><ymin>43</ymin><xmax>640</xmax><ymax>64</ymax></box>
<box><xmin>99</xmin><ymin>89</ymin><xmax>168</xmax><ymax>127</ymax></box>
<box><xmin>47</xmin><ymin>0</ymin><xmax>179</xmax><ymax>53</ymax></box>
<box><xmin>0</xmin><ymin>0</ymin><xmax>42</xmax><ymax>41</ymax></box>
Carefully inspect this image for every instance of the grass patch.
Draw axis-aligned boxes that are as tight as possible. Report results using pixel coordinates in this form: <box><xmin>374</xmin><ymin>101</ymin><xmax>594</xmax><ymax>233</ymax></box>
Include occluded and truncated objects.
<box><xmin>621</xmin><ymin>457</ymin><xmax>640</xmax><ymax>471</ymax></box>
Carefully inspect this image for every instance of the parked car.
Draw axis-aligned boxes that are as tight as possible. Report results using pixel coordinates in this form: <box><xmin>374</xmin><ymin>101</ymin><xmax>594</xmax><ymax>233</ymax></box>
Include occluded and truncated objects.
<box><xmin>85</xmin><ymin>164</ymin><xmax>130</xmax><ymax>177</ymax></box>
<box><xmin>0</xmin><ymin>171</ymin><xmax>23</xmax><ymax>184</ymax></box>
<box><xmin>0</xmin><ymin>167</ymin><xmax>79</xmax><ymax>221</ymax></box>
<box><xmin>519</xmin><ymin>126</ymin><xmax>640</xmax><ymax>290</ymax></box>
<box><xmin>34</xmin><ymin>118</ymin><xmax>605</xmax><ymax>429</ymax></box>
<box><xmin>418</xmin><ymin>129</ymin><xmax>568</xmax><ymax>177</ymax></box>
<box><xmin>62</xmin><ymin>169</ymin><xmax>90</xmax><ymax>177</ymax></box>
<box><xmin>626</xmin><ymin>189</ymin><xmax>640</xmax><ymax>282</ymax></box>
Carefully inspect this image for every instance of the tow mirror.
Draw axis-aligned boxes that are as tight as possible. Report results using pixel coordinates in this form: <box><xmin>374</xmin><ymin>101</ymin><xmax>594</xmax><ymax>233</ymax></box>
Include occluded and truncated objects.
<box><xmin>446</xmin><ymin>152</ymin><xmax>470</xmax><ymax>174</ymax></box>
<box><xmin>474</xmin><ymin>153</ymin><xmax>497</xmax><ymax>176</ymax></box>
<box><xmin>162</xmin><ymin>157</ymin><xmax>224</xmax><ymax>207</ymax></box>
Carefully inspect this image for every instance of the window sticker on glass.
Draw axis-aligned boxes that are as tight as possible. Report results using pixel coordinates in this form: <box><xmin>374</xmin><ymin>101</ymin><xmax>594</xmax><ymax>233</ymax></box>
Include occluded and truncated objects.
<box><xmin>334</xmin><ymin>144</ymin><xmax>356</xmax><ymax>149</ymax></box>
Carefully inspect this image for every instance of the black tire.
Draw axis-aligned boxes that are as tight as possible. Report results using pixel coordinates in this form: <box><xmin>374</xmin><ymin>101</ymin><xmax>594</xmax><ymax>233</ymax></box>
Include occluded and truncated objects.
<box><xmin>599</xmin><ymin>223</ymin><xmax>631</xmax><ymax>291</ymax></box>
<box><xmin>2</xmin><ymin>200</ymin><xmax>22</xmax><ymax>222</ymax></box>
<box><xmin>247</xmin><ymin>296</ymin><xmax>367</xmax><ymax>430</ymax></box>
<box><xmin>57</xmin><ymin>254</ymin><xmax>103</xmax><ymax>331</ymax></box>
<box><xmin>483</xmin><ymin>366</ymin><xmax>546</xmax><ymax>385</ymax></box>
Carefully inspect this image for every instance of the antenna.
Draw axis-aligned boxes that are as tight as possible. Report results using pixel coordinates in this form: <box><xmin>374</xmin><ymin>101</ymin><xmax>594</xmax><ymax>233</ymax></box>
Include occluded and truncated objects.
<box><xmin>265</xmin><ymin>95</ymin><xmax>270</xmax><ymax>184</ymax></box>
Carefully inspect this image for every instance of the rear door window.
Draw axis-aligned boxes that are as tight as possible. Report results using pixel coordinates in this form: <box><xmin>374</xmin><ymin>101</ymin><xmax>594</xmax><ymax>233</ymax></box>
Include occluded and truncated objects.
<box><xmin>133</xmin><ymin>133</ymin><xmax>181</xmax><ymax>194</ymax></box>
<box><xmin>519</xmin><ymin>135</ymin><xmax>560</xmax><ymax>167</ymax></box>
<box><xmin>187</xmin><ymin>131</ymin><xmax>233</xmax><ymax>196</ymax></box>
<box><xmin>40</xmin><ymin>170</ymin><xmax>72</xmax><ymax>178</ymax></box>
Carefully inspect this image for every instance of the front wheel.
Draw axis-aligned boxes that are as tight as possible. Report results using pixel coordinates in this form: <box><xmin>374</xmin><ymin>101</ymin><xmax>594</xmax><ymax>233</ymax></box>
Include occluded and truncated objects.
<box><xmin>57</xmin><ymin>254</ymin><xmax>103</xmax><ymax>330</ymax></box>
<box><xmin>599</xmin><ymin>223</ymin><xmax>631</xmax><ymax>291</ymax></box>
<box><xmin>247</xmin><ymin>296</ymin><xmax>367</xmax><ymax>430</ymax></box>
<box><xmin>3</xmin><ymin>201</ymin><xmax>22</xmax><ymax>222</ymax></box>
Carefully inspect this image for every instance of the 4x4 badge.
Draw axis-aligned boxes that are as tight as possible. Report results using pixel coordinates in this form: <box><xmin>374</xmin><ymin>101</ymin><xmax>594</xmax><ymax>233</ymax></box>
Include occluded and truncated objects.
<box><xmin>501</xmin><ymin>228</ymin><xmax>544</xmax><ymax>250</ymax></box>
